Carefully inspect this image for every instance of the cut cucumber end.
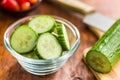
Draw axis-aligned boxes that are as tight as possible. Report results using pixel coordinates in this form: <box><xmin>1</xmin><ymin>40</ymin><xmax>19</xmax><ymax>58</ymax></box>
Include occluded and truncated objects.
<box><xmin>86</xmin><ymin>50</ymin><xmax>112</xmax><ymax>73</ymax></box>
<box><xmin>28</xmin><ymin>15</ymin><xmax>56</xmax><ymax>34</ymax></box>
<box><xmin>57</xmin><ymin>23</ymin><xmax>70</xmax><ymax>51</ymax></box>
<box><xmin>37</xmin><ymin>33</ymin><xmax>62</xmax><ymax>60</ymax></box>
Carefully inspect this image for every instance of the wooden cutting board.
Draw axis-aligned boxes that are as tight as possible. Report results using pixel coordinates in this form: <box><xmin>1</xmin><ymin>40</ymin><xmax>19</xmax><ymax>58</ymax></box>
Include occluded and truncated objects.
<box><xmin>94</xmin><ymin>62</ymin><xmax>120</xmax><ymax>80</ymax></box>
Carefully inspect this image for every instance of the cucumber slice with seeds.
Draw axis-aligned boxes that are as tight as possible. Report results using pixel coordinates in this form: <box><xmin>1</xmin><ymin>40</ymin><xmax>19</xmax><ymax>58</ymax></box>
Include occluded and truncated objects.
<box><xmin>37</xmin><ymin>33</ymin><xmax>62</xmax><ymax>59</ymax></box>
<box><xmin>29</xmin><ymin>15</ymin><xmax>55</xmax><ymax>34</ymax></box>
<box><xmin>10</xmin><ymin>25</ymin><xmax>37</xmax><ymax>53</ymax></box>
<box><xmin>86</xmin><ymin>19</ymin><xmax>120</xmax><ymax>73</ymax></box>
<box><xmin>57</xmin><ymin>23</ymin><xmax>70</xmax><ymax>50</ymax></box>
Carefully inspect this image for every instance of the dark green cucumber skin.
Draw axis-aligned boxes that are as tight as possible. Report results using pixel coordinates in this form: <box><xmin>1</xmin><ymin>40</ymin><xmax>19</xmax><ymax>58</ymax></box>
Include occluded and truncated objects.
<box><xmin>57</xmin><ymin>23</ymin><xmax>70</xmax><ymax>51</ymax></box>
<box><xmin>86</xmin><ymin>19</ymin><xmax>120</xmax><ymax>73</ymax></box>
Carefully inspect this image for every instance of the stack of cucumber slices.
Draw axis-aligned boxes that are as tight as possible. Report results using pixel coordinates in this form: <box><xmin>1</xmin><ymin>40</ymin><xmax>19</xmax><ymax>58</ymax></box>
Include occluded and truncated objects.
<box><xmin>10</xmin><ymin>15</ymin><xmax>70</xmax><ymax>60</ymax></box>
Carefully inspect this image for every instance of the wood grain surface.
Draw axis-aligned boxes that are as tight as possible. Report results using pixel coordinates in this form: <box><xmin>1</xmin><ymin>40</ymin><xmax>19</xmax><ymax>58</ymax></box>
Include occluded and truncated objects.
<box><xmin>0</xmin><ymin>0</ymin><xmax>120</xmax><ymax>80</ymax></box>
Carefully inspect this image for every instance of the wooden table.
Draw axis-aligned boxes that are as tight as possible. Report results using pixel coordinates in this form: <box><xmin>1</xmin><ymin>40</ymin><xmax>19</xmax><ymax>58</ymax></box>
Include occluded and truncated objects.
<box><xmin>0</xmin><ymin>0</ymin><xmax>120</xmax><ymax>80</ymax></box>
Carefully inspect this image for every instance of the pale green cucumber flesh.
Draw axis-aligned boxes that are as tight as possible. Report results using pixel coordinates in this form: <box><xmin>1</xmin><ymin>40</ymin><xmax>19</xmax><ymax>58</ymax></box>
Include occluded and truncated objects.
<box><xmin>57</xmin><ymin>23</ymin><xmax>70</xmax><ymax>50</ymax></box>
<box><xmin>29</xmin><ymin>15</ymin><xmax>55</xmax><ymax>34</ymax></box>
<box><xmin>86</xmin><ymin>19</ymin><xmax>120</xmax><ymax>73</ymax></box>
<box><xmin>10</xmin><ymin>25</ymin><xmax>37</xmax><ymax>53</ymax></box>
<box><xmin>22</xmin><ymin>51</ymin><xmax>39</xmax><ymax>59</ymax></box>
<box><xmin>37</xmin><ymin>33</ymin><xmax>62</xmax><ymax>60</ymax></box>
<box><xmin>86</xmin><ymin>51</ymin><xmax>111</xmax><ymax>73</ymax></box>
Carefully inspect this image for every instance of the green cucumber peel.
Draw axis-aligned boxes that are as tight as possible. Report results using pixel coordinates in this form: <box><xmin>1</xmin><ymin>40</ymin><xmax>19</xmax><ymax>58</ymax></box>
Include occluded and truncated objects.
<box><xmin>57</xmin><ymin>23</ymin><xmax>70</xmax><ymax>51</ymax></box>
<box><xmin>86</xmin><ymin>19</ymin><xmax>120</xmax><ymax>73</ymax></box>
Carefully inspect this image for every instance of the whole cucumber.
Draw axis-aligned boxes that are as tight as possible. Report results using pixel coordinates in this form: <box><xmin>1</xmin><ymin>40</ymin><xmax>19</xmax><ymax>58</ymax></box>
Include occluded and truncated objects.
<box><xmin>86</xmin><ymin>19</ymin><xmax>120</xmax><ymax>73</ymax></box>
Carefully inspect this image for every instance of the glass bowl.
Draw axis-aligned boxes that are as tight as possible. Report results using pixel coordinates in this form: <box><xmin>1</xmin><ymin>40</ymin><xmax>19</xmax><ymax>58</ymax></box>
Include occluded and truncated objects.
<box><xmin>4</xmin><ymin>15</ymin><xmax>80</xmax><ymax>75</ymax></box>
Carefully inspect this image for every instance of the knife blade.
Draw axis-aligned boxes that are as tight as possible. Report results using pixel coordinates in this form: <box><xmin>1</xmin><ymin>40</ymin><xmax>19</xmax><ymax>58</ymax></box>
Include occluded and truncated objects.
<box><xmin>50</xmin><ymin>0</ymin><xmax>115</xmax><ymax>33</ymax></box>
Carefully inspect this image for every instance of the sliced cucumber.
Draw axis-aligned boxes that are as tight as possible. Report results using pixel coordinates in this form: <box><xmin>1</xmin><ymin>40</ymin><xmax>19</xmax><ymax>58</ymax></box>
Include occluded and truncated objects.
<box><xmin>28</xmin><ymin>15</ymin><xmax>55</xmax><ymax>34</ymax></box>
<box><xmin>10</xmin><ymin>25</ymin><xmax>37</xmax><ymax>53</ymax></box>
<box><xmin>86</xmin><ymin>19</ymin><xmax>120</xmax><ymax>73</ymax></box>
<box><xmin>22</xmin><ymin>51</ymin><xmax>39</xmax><ymax>59</ymax></box>
<box><xmin>57</xmin><ymin>23</ymin><xmax>70</xmax><ymax>50</ymax></box>
<box><xmin>37</xmin><ymin>33</ymin><xmax>62</xmax><ymax>59</ymax></box>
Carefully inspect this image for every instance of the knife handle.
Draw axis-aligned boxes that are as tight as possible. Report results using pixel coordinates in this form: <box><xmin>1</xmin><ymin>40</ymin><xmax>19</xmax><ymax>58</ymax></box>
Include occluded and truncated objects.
<box><xmin>51</xmin><ymin>0</ymin><xmax>94</xmax><ymax>15</ymax></box>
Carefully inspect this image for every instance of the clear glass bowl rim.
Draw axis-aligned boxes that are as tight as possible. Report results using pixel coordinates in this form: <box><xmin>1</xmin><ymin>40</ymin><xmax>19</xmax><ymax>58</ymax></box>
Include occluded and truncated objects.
<box><xmin>4</xmin><ymin>15</ymin><xmax>80</xmax><ymax>64</ymax></box>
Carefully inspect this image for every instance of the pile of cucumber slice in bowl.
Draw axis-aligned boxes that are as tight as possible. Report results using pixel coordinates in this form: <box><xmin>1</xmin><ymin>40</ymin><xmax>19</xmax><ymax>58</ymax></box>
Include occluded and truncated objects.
<box><xmin>4</xmin><ymin>15</ymin><xmax>80</xmax><ymax>75</ymax></box>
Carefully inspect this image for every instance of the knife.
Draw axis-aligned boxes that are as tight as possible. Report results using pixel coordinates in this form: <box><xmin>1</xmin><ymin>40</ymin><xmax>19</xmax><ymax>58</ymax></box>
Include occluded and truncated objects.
<box><xmin>50</xmin><ymin>0</ymin><xmax>115</xmax><ymax>38</ymax></box>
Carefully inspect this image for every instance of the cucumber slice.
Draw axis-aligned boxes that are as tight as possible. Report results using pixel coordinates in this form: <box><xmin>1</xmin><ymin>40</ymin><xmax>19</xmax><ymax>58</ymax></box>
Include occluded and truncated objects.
<box><xmin>29</xmin><ymin>15</ymin><xmax>55</xmax><ymax>34</ymax></box>
<box><xmin>10</xmin><ymin>25</ymin><xmax>37</xmax><ymax>53</ymax></box>
<box><xmin>57</xmin><ymin>23</ymin><xmax>70</xmax><ymax>50</ymax></box>
<box><xmin>86</xmin><ymin>19</ymin><xmax>120</xmax><ymax>73</ymax></box>
<box><xmin>37</xmin><ymin>33</ymin><xmax>62</xmax><ymax>59</ymax></box>
<box><xmin>22</xmin><ymin>51</ymin><xmax>39</xmax><ymax>59</ymax></box>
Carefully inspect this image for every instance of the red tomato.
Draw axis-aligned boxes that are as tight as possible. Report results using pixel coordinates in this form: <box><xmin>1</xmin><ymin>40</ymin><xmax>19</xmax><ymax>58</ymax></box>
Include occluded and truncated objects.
<box><xmin>0</xmin><ymin>0</ymin><xmax>3</xmax><ymax>3</ymax></box>
<box><xmin>21</xmin><ymin>1</ymin><xmax>30</xmax><ymax>10</ymax></box>
<box><xmin>16</xmin><ymin>0</ymin><xmax>27</xmax><ymax>4</ymax></box>
<box><xmin>15</xmin><ymin>0</ymin><xmax>21</xmax><ymax>4</ymax></box>
<box><xmin>28</xmin><ymin>0</ymin><xmax>37</xmax><ymax>5</ymax></box>
<box><xmin>16</xmin><ymin>0</ymin><xmax>31</xmax><ymax>11</ymax></box>
<box><xmin>1</xmin><ymin>0</ymin><xmax>20</xmax><ymax>11</ymax></box>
